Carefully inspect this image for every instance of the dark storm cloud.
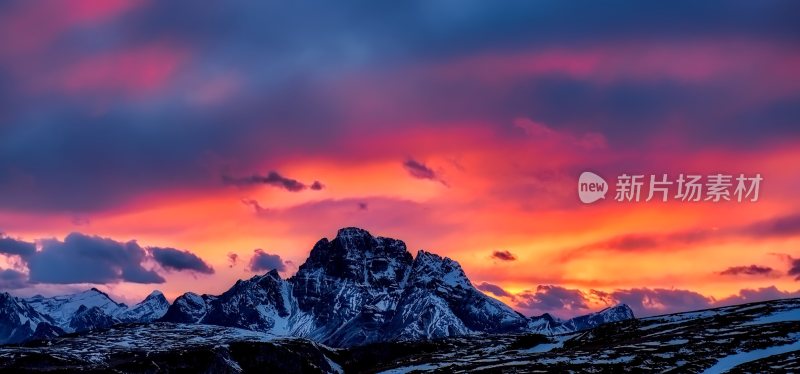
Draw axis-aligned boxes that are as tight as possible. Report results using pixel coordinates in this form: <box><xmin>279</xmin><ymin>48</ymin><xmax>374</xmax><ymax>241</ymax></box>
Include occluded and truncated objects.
<box><xmin>719</xmin><ymin>265</ymin><xmax>775</xmax><ymax>277</ymax></box>
<box><xmin>476</xmin><ymin>282</ymin><xmax>513</xmax><ymax>298</ymax></box>
<box><xmin>223</xmin><ymin>172</ymin><xmax>323</xmax><ymax>192</ymax></box>
<box><xmin>0</xmin><ymin>269</ymin><xmax>28</xmax><ymax>289</ymax></box>
<box><xmin>0</xmin><ymin>236</ymin><xmax>36</xmax><ymax>258</ymax></box>
<box><xmin>150</xmin><ymin>247</ymin><xmax>215</xmax><ymax>274</ymax></box>
<box><xmin>26</xmin><ymin>233</ymin><xmax>165</xmax><ymax>284</ymax></box>
<box><xmin>491</xmin><ymin>250</ymin><xmax>517</xmax><ymax>262</ymax></box>
<box><xmin>516</xmin><ymin>285</ymin><xmax>590</xmax><ymax>311</ymax></box>
<box><xmin>248</xmin><ymin>249</ymin><xmax>286</xmax><ymax>272</ymax></box>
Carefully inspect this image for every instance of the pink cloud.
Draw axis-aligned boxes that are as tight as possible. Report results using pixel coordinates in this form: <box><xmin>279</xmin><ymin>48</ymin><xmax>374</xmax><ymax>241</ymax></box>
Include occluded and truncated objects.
<box><xmin>39</xmin><ymin>43</ymin><xmax>188</xmax><ymax>97</ymax></box>
<box><xmin>0</xmin><ymin>0</ymin><xmax>145</xmax><ymax>57</ymax></box>
<box><xmin>434</xmin><ymin>40</ymin><xmax>800</xmax><ymax>87</ymax></box>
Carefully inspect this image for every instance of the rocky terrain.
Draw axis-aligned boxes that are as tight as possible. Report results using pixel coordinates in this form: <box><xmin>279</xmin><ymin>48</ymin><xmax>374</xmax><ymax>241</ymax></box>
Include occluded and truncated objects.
<box><xmin>361</xmin><ymin>297</ymin><xmax>800</xmax><ymax>373</ymax></box>
<box><xmin>1</xmin><ymin>297</ymin><xmax>800</xmax><ymax>372</ymax></box>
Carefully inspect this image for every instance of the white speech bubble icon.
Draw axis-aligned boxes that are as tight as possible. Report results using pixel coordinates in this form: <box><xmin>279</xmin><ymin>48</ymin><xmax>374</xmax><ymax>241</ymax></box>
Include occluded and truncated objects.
<box><xmin>578</xmin><ymin>172</ymin><xmax>608</xmax><ymax>204</ymax></box>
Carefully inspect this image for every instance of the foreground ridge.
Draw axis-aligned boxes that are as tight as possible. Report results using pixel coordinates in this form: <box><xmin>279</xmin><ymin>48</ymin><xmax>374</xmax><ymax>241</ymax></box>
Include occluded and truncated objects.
<box><xmin>2</xmin><ymin>297</ymin><xmax>800</xmax><ymax>372</ymax></box>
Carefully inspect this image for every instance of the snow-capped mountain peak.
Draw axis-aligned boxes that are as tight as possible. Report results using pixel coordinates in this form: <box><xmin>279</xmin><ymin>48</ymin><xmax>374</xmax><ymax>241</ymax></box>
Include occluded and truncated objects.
<box><xmin>0</xmin><ymin>288</ymin><xmax>172</xmax><ymax>343</ymax></box>
<box><xmin>117</xmin><ymin>290</ymin><xmax>170</xmax><ymax>323</ymax></box>
<box><xmin>0</xmin><ymin>292</ymin><xmax>54</xmax><ymax>344</ymax></box>
<box><xmin>26</xmin><ymin>288</ymin><xmax>127</xmax><ymax>329</ymax></box>
<box><xmin>411</xmin><ymin>250</ymin><xmax>471</xmax><ymax>288</ymax></box>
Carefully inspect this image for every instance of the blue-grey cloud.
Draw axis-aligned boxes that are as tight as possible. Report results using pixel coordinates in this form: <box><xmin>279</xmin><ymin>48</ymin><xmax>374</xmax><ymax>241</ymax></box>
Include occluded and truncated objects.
<box><xmin>150</xmin><ymin>247</ymin><xmax>214</xmax><ymax>274</ymax></box>
<box><xmin>0</xmin><ymin>269</ymin><xmax>27</xmax><ymax>289</ymax></box>
<box><xmin>1</xmin><ymin>232</ymin><xmax>215</xmax><ymax>286</ymax></box>
<box><xmin>248</xmin><ymin>249</ymin><xmax>286</xmax><ymax>272</ymax></box>
<box><xmin>26</xmin><ymin>233</ymin><xmax>165</xmax><ymax>284</ymax></box>
<box><xmin>0</xmin><ymin>235</ymin><xmax>36</xmax><ymax>258</ymax></box>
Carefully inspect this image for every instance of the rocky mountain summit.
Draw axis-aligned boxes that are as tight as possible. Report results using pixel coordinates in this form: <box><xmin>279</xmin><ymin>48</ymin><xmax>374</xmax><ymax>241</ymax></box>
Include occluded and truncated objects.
<box><xmin>161</xmin><ymin>227</ymin><xmax>633</xmax><ymax>347</ymax></box>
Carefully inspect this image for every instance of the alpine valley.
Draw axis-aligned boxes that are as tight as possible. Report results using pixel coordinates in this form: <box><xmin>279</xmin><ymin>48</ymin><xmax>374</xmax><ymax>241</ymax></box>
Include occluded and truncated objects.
<box><xmin>2</xmin><ymin>228</ymin><xmax>800</xmax><ymax>372</ymax></box>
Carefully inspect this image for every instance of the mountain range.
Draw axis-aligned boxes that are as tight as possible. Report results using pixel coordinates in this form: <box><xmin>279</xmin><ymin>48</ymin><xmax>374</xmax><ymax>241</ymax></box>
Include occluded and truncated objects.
<box><xmin>2</xmin><ymin>296</ymin><xmax>800</xmax><ymax>372</ymax></box>
<box><xmin>0</xmin><ymin>288</ymin><xmax>169</xmax><ymax>345</ymax></box>
<box><xmin>0</xmin><ymin>227</ymin><xmax>632</xmax><ymax>347</ymax></box>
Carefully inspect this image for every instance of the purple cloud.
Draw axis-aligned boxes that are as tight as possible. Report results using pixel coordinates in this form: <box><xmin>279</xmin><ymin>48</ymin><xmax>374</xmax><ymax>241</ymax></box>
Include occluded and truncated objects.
<box><xmin>717</xmin><ymin>286</ymin><xmax>800</xmax><ymax>306</ymax></box>
<box><xmin>788</xmin><ymin>259</ymin><xmax>800</xmax><ymax>280</ymax></box>
<box><xmin>592</xmin><ymin>288</ymin><xmax>712</xmax><ymax>317</ymax></box>
<box><xmin>719</xmin><ymin>265</ymin><xmax>775</xmax><ymax>276</ymax></box>
<box><xmin>223</xmin><ymin>171</ymin><xmax>324</xmax><ymax>192</ymax></box>
<box><xmin>241</xmin><ymin>198</ymin><xmax>268</xmax><ymax>214</ymax></box>
<box><xmin>516</xmin><ymin>285</ymin><xmax>590</xmax><ymax>313</ymax></box>
<box><xmin>403</xmin><ymin>159</ymin><xmax>448</xmax><ymax>186</ymax></box>
<box><xmin>476</xmin><ymin>282</ymin><xmax>513</xmax><ymax>298</ymax></box>
<box><xmin>491</xmin><ymin>250</ymin><xmax>517</xmax><ymax>261</ymax></box>
<box><xmin>227</xmin><ymin>252</ymin><xmax>239</xmax><ymax>268</ymax></box>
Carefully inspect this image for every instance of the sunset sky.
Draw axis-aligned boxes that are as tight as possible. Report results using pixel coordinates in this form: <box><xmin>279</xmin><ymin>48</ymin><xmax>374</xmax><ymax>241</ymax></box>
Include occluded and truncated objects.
<box><xmin>1</xmin><ymin>1</ymin><xmax>799</xmax><ymax>319</ymax></box>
